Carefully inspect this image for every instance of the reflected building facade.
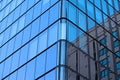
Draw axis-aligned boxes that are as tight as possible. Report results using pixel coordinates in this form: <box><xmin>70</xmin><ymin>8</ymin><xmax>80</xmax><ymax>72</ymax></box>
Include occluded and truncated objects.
<box><xmin>0</xmin><ymin>0</ymin><xmax>120</xmax><ymax>80</ymax></box>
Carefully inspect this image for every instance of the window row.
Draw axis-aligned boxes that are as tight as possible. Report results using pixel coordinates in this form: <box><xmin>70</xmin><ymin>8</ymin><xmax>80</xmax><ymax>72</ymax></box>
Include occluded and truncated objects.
<box><xmin>0</xmin><ymin>43</ymin><xmax>58</xmax><ymax>80</ymax></box>
<box><xmin>0</xmin><ymin>21</ymin><xmax>59</xmax><ymax>63</ymax></box>
<box><xmin>0</xmin><ymin>0</ymin><xmax>59</xmax><ymax>33</ymax></box>
<box><xmin>0</xmin><ymin>1</ymin><xmax>60</xmax><ymax>47</ymax></box>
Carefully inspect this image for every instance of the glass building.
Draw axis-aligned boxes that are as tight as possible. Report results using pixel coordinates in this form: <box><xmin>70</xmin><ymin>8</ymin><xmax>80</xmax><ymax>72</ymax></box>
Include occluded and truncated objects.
<box><xmin>0</xmin><ymin>0</ymin><xmax>120</xmax><ymax>80</ymax></box>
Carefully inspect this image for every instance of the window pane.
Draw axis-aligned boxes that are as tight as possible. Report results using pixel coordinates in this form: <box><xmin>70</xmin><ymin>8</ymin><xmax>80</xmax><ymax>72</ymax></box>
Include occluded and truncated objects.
<box><xmin>25</xmin><ymin>60</ymin><xmax>35</xmax><ymax>80</ymax></box>
<box><xmin>19</xmin><ymin>44</ymin><xmax>29</xmax><ymax>66</ymax></box>
<box><xmin>22</xmin><ymin>26</ymin><xmax>31</xmax><ymax>45</ymax></box>
<box><xmin>17</xmin><ymin>66</ymin><xmax>26</xmax><ymax>80</ymax></box>
<box><xmin>28</xmin><ymin>38</ymin><xmax>38</xmax><ymax>59</ymax></box>
<box><xmin>18</xmin><ymin>15</ymin><xmax>25</xmax><ymax>31</ymax></box>
<box><xmin>30</xmin><ymin>18</ymin><xmax>40</xmax><ymax>38</ymax></box>
<box><xmin>38</xmin><ymin>31</ymin><xmax>47</xmax><ymax>53</ymax></box>
<box><xmin>46</xmin><ymin>44</ymin><xmax>57</xmax><ymax>71</ymax></box>
<box><xmin>49</xmin><ymin>3</ymin><xmax>59</xmax><ymax>24</ymax></box>
<box><xmin>45</xmin><ymin>69</ymin><xmax>56</xmax><ymax>80</ymax></box>
<box><xmin>35</xmin><ymin>52</ymin><xmax>46</xmax><ymax>78</ymax></box>
<box><xmin>11</xmin><ymin>51</ymin><xmax>20</xmax><ymax>72</ymax></box>
<box><xmin>40</xmin><ymin>11</ymin><xmax>49</xmax><ymax>31</ymax></box>
<box><xmin>48</xmin><ymin>24</ymin><xmax>58</xmax><ymax>46</ymax></box>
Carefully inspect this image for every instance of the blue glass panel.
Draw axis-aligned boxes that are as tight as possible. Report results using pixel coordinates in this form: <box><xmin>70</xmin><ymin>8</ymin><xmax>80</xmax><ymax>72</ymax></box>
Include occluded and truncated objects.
<box><xmin>19</xmin><ymin>44</ymin><xmax>29</xmax><ymax>66</ymax></box>
<box><xmin>17</xmin><ymin>66</ymin><xmax>26</xmax><ymax>80</ymax></box>
<box><xmin>28</xmin><ymin>38</ymin><xmax>38</xmax><ymax>59</ymax></box>
<box><xmin>68</xmin><ymin>4</ymin><xmax>77</xmax><ymax>23</ymax></box>
<box><xmin>3</xmin><ymin>57</ymin><xmax>12</xmax><ymax>77</ymax></box>
<box><xmin>22</xmin><ymin>25</ymin><xmax>31</xmax><ymax>45</ymax></box>
<box><xmin>25</xmin><ymin>60</ymin><xmax>35</xmax><ymax>80</ymax></box>
<box><xmin>48</xmin><ymin>23</ymin><xmax>58</xmax><ymax>46</ymax></box>
<box><xmin>14</xmin><ymin>32</ymin><xmax>23</xmax><ymax>51</ymax></box>
<box><xmin>25</xmin><ymin>8</ymin><xmax>33</xmax><ymax>26</ymax></box>
<box><xmin>78</xmin><ymin>0</ymin><xmax>85</xmax><ymax>12</ymax></box>
<box><xmin>10</xmin><ymin>51</ymin><xmax>20</xmax><ymax>72</ymax></box>
<box><xmin>95</xmin><ymin>8</ymin><xmax>102</xmax><ymax>23</ymax></box>
<box><xmin>0</xmin><ymin>44</ymin><xmax>8</xmax><ymax>61</ymax></box>
<box><xmin>35</xmin><ymin>52</ymin><xmax>46</xmax><ymax>78</ymax></box>
<box><xmin>40</xmin><ymin>11</ymin><xmax>49</xmax><ymax>31</ymax></box>
<box><xmin>68</xmin><ymin>23</ymin><xmax>77</xmax><ymax>42</ymax></box>
<box><xmin>33</xmin><ymin>1</ymin><xmax>41</xmax><ymax>19</ymax></box>
<box><xmin>30</xmin><ymin>18</ymin><xmax>40</xmax><ymax>38</ymax></box>
<box><xmin>49</xmin><ymin>3</ymin><xmax>59</xmax><ymax>24</ymax></box>
<box><xmin>0</xmin><ymin>63</ymin><xmax>4</xmax><ymax>79</ymax></box>
<box><xmin>79</xmin><ymin>11</ymin><xmax>86</xmax><ymax>31</ymax></box>
<box><xmin>46</xmin><ymin>44</ymin><xmax>57</xmax><ymax>71</ymax></box>
<box><xmin>10</xmin><ymin>22</ymin><xmax>18</xmax><ymax>38</ymax></box>
<box><xmin>45</xmin><ymin>69</ymin><xmax>56</xmax><ymax>80</ymax></box>
<box><xmin>87</xmin><ymin>1</ymin><xmax>94</xmax><ymax>19</ymax></box>
<box><xmin>38</xmin><ymin>31</ymin><xmax>47</xmax><ymax>53</ymax></box>
<box><xmin>13</xmin><ymin>6</ymin><xmax>21</xmax><ymax>21</ymax></box>
<box><xmin>18</xmin><ymin>15</ymin><xmax>25</xmax><ymax>32</ymax></box>
<box><xmin>42</xmin><ymin>0</ymin><xmax>50</xmax><ymax>12</ymax></box>
<box><xmin>27</xmin><ymin>0</ymin><xmax>35</xmax><ymax>9</ymax></box>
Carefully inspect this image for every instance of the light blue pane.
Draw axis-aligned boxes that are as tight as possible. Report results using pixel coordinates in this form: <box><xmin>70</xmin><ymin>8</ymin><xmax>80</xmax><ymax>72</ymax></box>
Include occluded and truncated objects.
<box><xmin>13</xmin><ymin>6</ymin><xmax>21</xmax><ymax>21</ymax></box>
<box><xmin>0</xmin><ymin>44</ymin><xmax>7</xmax><ymax>61</ymax></box>
<box><xmin>87</xmin><ymin>1</ymin><xmax>94</xmax><ymax>19</ymax></box>
<box><xmin>10</xmin><ymin>51</ymin><xmax>20</xmax><ymax>72</ymax></box>
<box><xmin>22</xmin><ymin>26</ymin><xmax>31</xmax><ymax>45</ymax></box>
<box><xmin>95</xmin><ymin>8</ymin><xmax>102</xmax><ymax>23</ymax></box>
<box><xmin>17</xmin><ymin>66</ymin><xmax>26</xmax><ymax>80</ymax></box>
<box><xmin>68</xmin><ymin>4</ymin><xmax>76</xmax><ymax>23</ymax></box>
<box><xmin>114</xmin><ymin>0</ymin><xmax>119</xmax><ymax>11</ymax></box>
<box><xmin>20</xmin><ymin>0</ymin><xmax>27</xmax><ymax>15</ymax></box>
<box><xmin>3</xmin><ymin>28</ymin><xmax>10</xmax><ymax>43</ymax></box>
<box><xmin>3</xmin><ymin>57</ymin><xmax>12</xmax><ymax>77</ymax></box>
<box><xmin>79</xmin><ymin>11</ymin><xmax>86</xmax><ymax>31</ymax></box>
<box><xmin>30</xmin><ymin>18</ymin><xmax>40</xmax><ymax>38</ymax></box>
<box><xmin>38</xmin><ymin>31</ymin><xmax>47</xmax><ymax>53</ymax></box>
<box><xmin>45</xmin><ymin>70</ymin><xmax>56</xmax><ymax>80</ymax></box>
<box><xmin>18</xmin><ymin>15</ymin><xmax>25</xmax><ymax>32</ymax></box>
<box><xmin>35</xmin><ymin>52</ymin><xmax>46</xmax><ymax>78</ymax></box>
<box><xmin>10</xmin><ymin>22</ymin><xmax>18</xmax><ymax>37</ymax></box>
<box><xmin>0</xmin><ymin>34</ymin><xmax>3</xmax><ymax>46</ymax></box>
<box><xmin>19</xmin><ymin>44</ymin><xmax>29</xmax><ymax>66</ymax></box>
<box><xmin>29</xmin><ymin>38</ymin><xmax>38</xmax><ymax>59</ymax></box>
<box><xmin>27</xmin><ymin>0</ymin><xmax>35</xmax><ymax>9</ymax></box>
<box><xmin>49</xmin><ymin>3</ymin><xmax>59</xmax><ymax>24</ymax></box>
<box><xmin>6</xmin><ymin>39</ymin><xmax>14</xmax><ymax>56</ymax></box>
<box><xmin>25</xmin><ymin>60</ymin><xmax>35</xmax><ymax>80</ymax></box>
<box><xmin>33</xmin><ymin>1</ymin><xmax>41</xmax><ymax>19</ymax></box>
<box><xmin>14</xmin><ymin>32</ymin><xmax>23</xmax><ymax>51</ymax></box>
<box><xmin>88</xmin><ymin>18</ymin><xmax>95</xmax><ymax>29</ymax></box>
<box><xmin>101</xmin><ymin>0</ymin><xmax>107</xmax><ymax>14</ymax></box>
<box><xmin>48</xmin><ymin>24</ymin><xmax>58</xmax><ymax>46</ymax></box>
<box><xmin>94</xmin><ymin>0</ymin><xmax>101</xmax><ymax>9</ymax></box>
<box><xmin>42</xmin><ymin>0</ymin><xmax>50</xmax><ymax>12</ymax></box>
<box><xmin>68</xmin><ymin>23</ymin><xmax>77</xmax><ymax>42</ymax></box>
<box><xmin>0</xmin><ymin>63</ymin><xmax>4</xmax><ymax>79</ymax></box>
<box><xmin>109</xmin><ymin>5</ymin><xmax>114</xmax><ymax>16</ymax></box>
<box><xmin>78</xmin><ymin>0</ymin><xmax>85</xmax><ymax>12</ymax></box>
<box><xmin>25</xmin><ymin>8</ymin><xmax>33</xmax><ymax>26</ymax></box>
<box><xmin>40</xmin><ymin>11</ymin><xmax>49</xmax><ymax>31</ymax></box>
<box><xmin>46</xmin><ymin>45</ymin><xmax>57</xmax><ymax>71</ymax></box>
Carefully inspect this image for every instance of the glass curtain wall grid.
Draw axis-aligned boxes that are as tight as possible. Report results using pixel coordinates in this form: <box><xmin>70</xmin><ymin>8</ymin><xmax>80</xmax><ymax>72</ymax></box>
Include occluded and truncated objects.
<box><xmin>0</xmin><ymin>0</ymin><xmax>120</xmax><ymax>80</ymax></box>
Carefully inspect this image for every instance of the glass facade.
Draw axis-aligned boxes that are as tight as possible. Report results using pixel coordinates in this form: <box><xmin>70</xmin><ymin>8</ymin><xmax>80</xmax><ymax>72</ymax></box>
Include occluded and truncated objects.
<box><xmin>0</xmin><ymin>0</ymin><xmax>120</xmax><ymax>80</ymax></box>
